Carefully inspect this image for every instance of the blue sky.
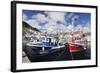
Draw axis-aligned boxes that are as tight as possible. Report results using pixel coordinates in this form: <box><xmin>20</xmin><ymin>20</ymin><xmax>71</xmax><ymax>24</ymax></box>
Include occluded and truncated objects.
<box><xmin>23</xmin><ymin>10</ymin><xmax>91</xmax><ymax>34</ymax></box>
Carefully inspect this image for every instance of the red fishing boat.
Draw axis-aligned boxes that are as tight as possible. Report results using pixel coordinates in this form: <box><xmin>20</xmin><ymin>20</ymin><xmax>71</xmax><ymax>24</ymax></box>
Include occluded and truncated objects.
<box><xmin>66</xmin><ymin>33</ymin><xmax>85</xmax><ymax>53</ymax></box>
<box><xmin>65</xmin><ymin>33</ymin><xmax>86</xmax><ymax>60</ymax></box>
<box><xmin>67</xmin><ymin>42</ymin><xmax>84</xmax><ymax>52</ymax></box>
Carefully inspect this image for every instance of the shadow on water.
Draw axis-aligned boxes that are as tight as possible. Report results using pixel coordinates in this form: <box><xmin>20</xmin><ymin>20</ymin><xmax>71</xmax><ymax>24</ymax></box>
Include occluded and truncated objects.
<box><xmin>23</xmin><ymin>41</ymin><xmax>91</xmax><ymax>62</ymax></box>
<box><xmin>71</xmin><ymin>48</ymin><xmax>91</xmax><ymax>60</ymax></box>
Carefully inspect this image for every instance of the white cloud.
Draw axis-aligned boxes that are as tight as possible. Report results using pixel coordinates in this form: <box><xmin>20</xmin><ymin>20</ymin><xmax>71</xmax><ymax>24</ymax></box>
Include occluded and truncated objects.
<box><xmin>32</xmin><ymin>13</ymin><xmax>48</xmax><ymax>24</ymax></box>
<box><xmin>66</xmin><ymin>19</ymin><xmax>91</xmax><ymax>33</ymax></box>
<box><xmin>23</xmin><ymin>14</ymin><xmax>28</xmax><ymax>21</ymax></box>
<box><xmin>75</xmin><ymin>24</ymin><xmax>83</xmax><ymax>32</ymax></box>
<box><xmin>26</xmin><ymin>19</ymin><xmax>42</xmax><ymax>29</ymax></box>
<box><xmin>44</xmin><ymin>21</ymin><xmax>67</xmax><ymax>34</ymax></box>
<box><xmin>66</xmin><ymin>24</ymin><xmax>74</xmax><ymax>32</ymax></box>
<box><xmin>83</xmin><ymin>27</ymin><xmax>90</xmax><ymax>33</ymax></box>
<box><xmin>44</xmin><ymin>11</ymin><xmax>67</xmax><ymax>24</ymax></box>
<box><xmin>85</xmin><ymin>21</ymin><xmax>91</xmax><ymax>29</ymax></box>
<box><xmin>74</xmin><ymin>22</ymin><xmax>90</xmax><ymax>33</ymax></box>
<box><xmin>57</xmin><ymin>24</ymin><xmax>67</xmax><ymax>33</ymax></box>
<box><xmin>22</xmin><ymin>14</ymin><xmax>39</xmax><ymax>28</ymax></box>
<box><xmin>66</xmin><ymin>24</ymin><xmax>83</xmax><ymax>33</ymax></box>
<box><xmin>44</xmin><ymin>21</ymin><xmax>57</xmax><ymax>34</ymax></box>
<box><xmin>83</xmin><ymin>22</ymin><xmax>91</xmax><ymax>33</ymax></box>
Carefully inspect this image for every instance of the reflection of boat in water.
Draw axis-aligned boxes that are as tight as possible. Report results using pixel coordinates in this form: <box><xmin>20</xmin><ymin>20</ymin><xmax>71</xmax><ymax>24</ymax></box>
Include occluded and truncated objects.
<box><xmin>23</xmin><ymin>41</ymin><xmax>90</xmax><ymax>62</ymax></box>
<box><xmin>66</xmin><ymin>43</ymin><xmax>85</xmax><ymax>53</ymax></box>
<box><xmin>23</xmin><ymin>42</ymin><xmax>72</xmax><ymax>62</ymax></box>
<box><xmin>65</xmin><ymin>42</ymin><xmax>90</xmax><ymax>60</ymax></box>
